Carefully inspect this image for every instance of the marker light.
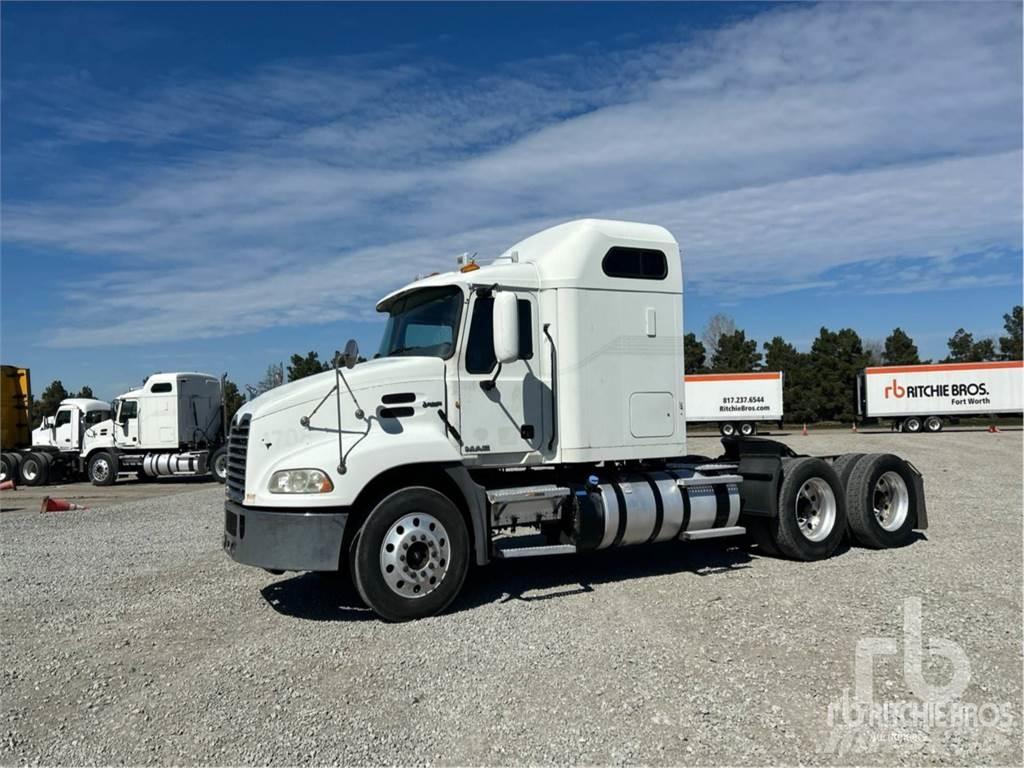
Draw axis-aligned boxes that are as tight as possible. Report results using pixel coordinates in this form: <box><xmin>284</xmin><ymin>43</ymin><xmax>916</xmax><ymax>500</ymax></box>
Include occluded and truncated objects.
<box><xmin>459</xmin><ymin>262</ymin><xmax>480</xmax><ymax>273</ymax></box>
<box><xmin>268</xmin><ymin>469</ymin><xmax>334</xmax><ymax>494</ymax></box>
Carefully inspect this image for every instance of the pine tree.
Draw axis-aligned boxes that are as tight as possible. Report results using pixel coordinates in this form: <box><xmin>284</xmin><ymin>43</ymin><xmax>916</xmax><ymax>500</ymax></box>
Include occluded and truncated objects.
<box><xmin>882</xmin><ymin>328</ymin><xmax>920</xmax><ymax>365</ymax></box>
<box><xmin>287</xmin><ymin>351</ymin><xmax>330</xmax><ymax>382</ymax></box>
<box><xmin>999</xmin><ymin>305</ymin><xmax>1022</xmax><ymax>360</ymax></box>
<box><xmin>710</xmin><ymin>329</ymin><xmax>762</xmax><ymax>372</ymax></box>
<box><xmin>683</xmin><ymin>333</ymin><xmax>707</xmax><ymax>374</ymax></box>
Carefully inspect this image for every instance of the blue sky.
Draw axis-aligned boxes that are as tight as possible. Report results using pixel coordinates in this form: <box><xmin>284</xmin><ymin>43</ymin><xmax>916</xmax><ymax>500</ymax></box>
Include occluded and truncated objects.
<box><xmin>2</xmin><ymin>1</ymin><xmax>1021</xmax><ymax>400</ymax></box>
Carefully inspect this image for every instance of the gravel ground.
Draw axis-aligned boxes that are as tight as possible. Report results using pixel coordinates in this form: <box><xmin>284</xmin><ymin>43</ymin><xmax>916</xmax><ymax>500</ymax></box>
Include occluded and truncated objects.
<box><xmin>2</xmin><ymin>428</ymin><xmax>1021</xmax><ymax>765</ymax></box>
<box><xmin>0</xmin><ymin>476</ymin><xmax>218</xmax><ymax>515</ymax></box>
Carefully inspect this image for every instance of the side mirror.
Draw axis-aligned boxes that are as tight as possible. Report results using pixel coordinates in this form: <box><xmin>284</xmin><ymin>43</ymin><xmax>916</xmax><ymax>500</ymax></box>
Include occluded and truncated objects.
<box><xmin>492</xmin><ymin>292</ymin><xmax>519</xmax><ymax>364</ymax></box>
<box><xmin>342</xmin><ymin>339</ymin><xmax>360</xmax><ymax>370</ymax></box>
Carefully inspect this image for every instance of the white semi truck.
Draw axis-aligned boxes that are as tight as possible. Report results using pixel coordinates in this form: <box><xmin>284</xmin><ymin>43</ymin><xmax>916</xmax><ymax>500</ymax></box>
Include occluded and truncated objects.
<box><xmin>858</xmin><ymin>361</ymin><xmax>1023</xmax><ymax>432</ymax></box>
<box><xmin>223</xmin><ymin>219</ymin><xmax>927</xmax><ymax>621</ymax></box>
<box><xmin>79</xmin><ymin>372</ymin><xmax>230</xmax><ymax>486</ymax></box>
<box><xmin>0</xmin><ymin>396</ymin><xmax>113</xmax><ymax>486</ymax></box>
<box><xmin>684</xmin><ymin>371</ymin><xmax>784</xmax><ymax>436</ymax></box>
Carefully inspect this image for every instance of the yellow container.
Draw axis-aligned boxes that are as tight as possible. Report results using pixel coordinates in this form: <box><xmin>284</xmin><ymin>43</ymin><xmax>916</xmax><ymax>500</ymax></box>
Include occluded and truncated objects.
<box><xmin>1</xmin><ymin>365</ymin><xmax>32</xmax><ymax>450</ymax></box>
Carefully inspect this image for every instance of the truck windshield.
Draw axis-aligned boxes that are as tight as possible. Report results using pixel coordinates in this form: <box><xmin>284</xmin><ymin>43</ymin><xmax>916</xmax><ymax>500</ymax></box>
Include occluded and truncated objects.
<box><xmin>377</xmin><ymin>286</ymin><xmax>463</xmax><ymax>360</ymax></box>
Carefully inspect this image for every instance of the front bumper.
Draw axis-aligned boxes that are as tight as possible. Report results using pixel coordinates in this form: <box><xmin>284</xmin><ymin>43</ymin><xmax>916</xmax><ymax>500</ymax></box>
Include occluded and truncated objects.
<box><xmin>223</xmin><ymin>501</ymin><xmax>348</xmax><ymax>572</ymax></box>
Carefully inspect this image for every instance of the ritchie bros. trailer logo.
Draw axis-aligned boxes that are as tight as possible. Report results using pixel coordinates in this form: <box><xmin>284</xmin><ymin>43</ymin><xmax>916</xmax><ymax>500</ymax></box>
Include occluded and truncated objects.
<box><xmin>884</xmin><ymin>378</ymin><xmax>990</xmax><ymax>401</ymax></box>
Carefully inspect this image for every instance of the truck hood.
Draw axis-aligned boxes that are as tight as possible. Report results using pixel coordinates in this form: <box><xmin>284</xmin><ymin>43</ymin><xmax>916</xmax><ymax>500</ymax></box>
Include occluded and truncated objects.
<box><xmin>244</xmin><ymin>356</ymin><xmax>446</xmax><ymax>422</ymax></box>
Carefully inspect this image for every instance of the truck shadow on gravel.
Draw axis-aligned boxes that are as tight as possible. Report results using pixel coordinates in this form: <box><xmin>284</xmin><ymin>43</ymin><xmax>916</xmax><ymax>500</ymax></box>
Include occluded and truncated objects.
<box><xmin>260</xmin><ymin>541</ymin><xmax>758</xmax><ymax>622</ymax></box>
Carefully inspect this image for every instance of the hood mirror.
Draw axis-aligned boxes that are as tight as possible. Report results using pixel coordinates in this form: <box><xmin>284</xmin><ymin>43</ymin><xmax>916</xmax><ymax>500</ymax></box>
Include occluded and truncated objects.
<box><xmin>342</xmin><ymin>339</ymin><xmax>360</xmax><ymax>370</ymax></box>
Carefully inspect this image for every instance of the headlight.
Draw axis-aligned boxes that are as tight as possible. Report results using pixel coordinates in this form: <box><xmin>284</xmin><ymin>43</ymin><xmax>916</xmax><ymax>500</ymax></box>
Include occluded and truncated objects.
<box><xmin>268</xmin><ymin>469</ymin><xmax>334</xmax><ymax>494</ymax></box>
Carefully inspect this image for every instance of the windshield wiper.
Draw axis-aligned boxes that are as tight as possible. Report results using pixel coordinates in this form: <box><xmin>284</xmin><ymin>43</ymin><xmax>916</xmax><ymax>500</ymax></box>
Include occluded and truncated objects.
<box><xmin>387</xmin><ymin>345</ymin><xmax>422</xmax><ymax>357</ymax></box>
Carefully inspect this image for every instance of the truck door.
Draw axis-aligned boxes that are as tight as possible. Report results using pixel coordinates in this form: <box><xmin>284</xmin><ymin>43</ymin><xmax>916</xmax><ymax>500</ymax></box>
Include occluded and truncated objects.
<box><xmin>52</xmin><ymin>406</ymin><xmax>77</xmax><ymax>451</ymax></box>
<box><xmin>116</xmin><ymin>399</ymin><xmax>140</xmax><ymax>447</ymax></box>
<box><xmin>457</xmin><ymin>292</ymin><xmax>544</xmax><ymax>459</ymax></box>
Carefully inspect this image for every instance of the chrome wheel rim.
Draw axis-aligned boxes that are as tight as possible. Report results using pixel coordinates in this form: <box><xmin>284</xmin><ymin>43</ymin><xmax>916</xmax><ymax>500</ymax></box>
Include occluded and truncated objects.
<box><xmin>926</xmin><ymin>417</ymin><xmax>941</xmax><ymax>432</ymax></box>
<box><xmin>905</xmin><ymin>418</ymin><xmax>921</xmax><ymax>432</ymax></box>
<box><xmin>380</xmin><ymin>513</ymin><xmax>450</xmax><ymax>599</ymax></box>
<box><xmin>214</xmin><ymin>453</ymin><xmax>227</xmax><ymax>479</ymax></box>
<box><xmin>740</xmin><ymin>423</ymin><xmax>754</xmax><ymax>436</ymax></box>
<box><xmin>722</xmin><ymin>424</ymin><xmax>736</xmax><ymax>436</ymax></box>
<box><xmin>91</xmin><ymin>458</ymin><xmax>110</xmax><ymax>483</ymax></box>
<box><xmin>795</xmin><ymin>477</ymin><xmax>836</xmax><ymax>542</ymax></box>
<box><xmin>873</xmin><ymin>471</ymin><xmax>909</xmax><ymax>531</ymax></box>
<box><xmin>23</xmin><ymin>462</ymin><xmax>38</xmax><ymax>481</ymax></box>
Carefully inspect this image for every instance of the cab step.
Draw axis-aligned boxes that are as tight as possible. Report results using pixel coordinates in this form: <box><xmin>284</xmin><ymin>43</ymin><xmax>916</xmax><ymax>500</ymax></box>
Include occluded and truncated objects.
<box><xmin>681</xmin><ymin>526</ymin><xmax>746</xmax><ymax>541</ymax></box>
<box><xmin>493</xmin><ymin>543</ymin><xmax>577</xmax><ymax>559</ymax></box>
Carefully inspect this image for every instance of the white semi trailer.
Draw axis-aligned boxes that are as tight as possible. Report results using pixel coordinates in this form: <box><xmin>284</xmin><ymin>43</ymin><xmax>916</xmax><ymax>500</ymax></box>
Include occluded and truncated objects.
<box><xmin>80</xmin><ymin>372</ymin><xmax>229</xmax><ymax>485</ymax></box>
<box><xmin>858</xmin><ymin>361</ymin><xmax>1023</xmax><ymax>432</ymax></box>
<box><xmin>684</xmin><ymin>371</ymin><xmax>784</xmax><ymax>436</ymax></box>
<box><xmin>223</xmin><ymin>219</ymin><xmax>928</xmax><ymax>621</ymax></box>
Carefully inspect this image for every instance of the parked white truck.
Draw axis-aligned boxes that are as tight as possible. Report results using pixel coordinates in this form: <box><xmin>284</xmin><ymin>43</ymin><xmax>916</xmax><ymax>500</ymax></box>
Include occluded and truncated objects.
<box><xmin>1</xmin><ymin>397</ymin><xmax>113</xmax><ymax>486</ymax></box>
<box><xmin>858</xmin><ymin>361</ymin><xmax>1023</xmax><ymax>432</ymax></box>
<box><xmin>684</xmin><ymin>371</ymin><xmax>784</xmax><ymax>436</ymax></box>
<box><xmin>79</xmin><ymin>372</ymin><xmax>230</xmax><ymax>486</ymax></box>
<box><xmin>223</xmin><ymin>219</ymin><xmax>927</xmax><ymax>621</ymax></box>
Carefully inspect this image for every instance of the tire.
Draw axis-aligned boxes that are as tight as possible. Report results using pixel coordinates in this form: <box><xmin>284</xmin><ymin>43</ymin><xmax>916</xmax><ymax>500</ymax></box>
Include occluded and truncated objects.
<box><xmin>19</xmin><ymin>452</ymin><xmax>49</xmax><ymax>486</ymax></box>
<box><xmin>764</xmin><ymin>457</ymin><xmax>847</xmax><ymax>561</ymax></box>
<box><xmin>210</xmin><ymin>447</ymin><xmax>228</xmax><ymax>484</ymax></box>
<box><xmin>924</xmin><ymin>416</ymin><xmax>943</xmax><ymax>433</ymax></box>
<box><xmin>0</xmin><ymin>453</ymin><xmax>12</xmax><ymax>483</ymax></box>
<box><xmin>352</xmin><ymin>487</ymin><xmax>470</xmax><ymax>622</ymax></box>
<box><xmin>719</xmin><ymin>423</ymin><xmax>737</xmax><ymax>437</ymax></box>
<box><xmin>739</xmin><ymin>422</ymin><xmax>755</xmax><ymax>437</ymax></box>
<box><xmin>88</xmin><ymin>452</ymin><xmax>118</xmax><ymax>486</ymax></box>
<box><xmin>831</xmin><ymin>453</ymin><xmax>866</xmax><ymax>490</ymax></box>
<box><xmin>846</xmin><ymin>454</ymin><xmax>919</xmax><ymax>549</ymax></box>
<box><xmin>903</xmin><ymin>416</ymin><xmax>922</xmax><ymax>433</ymax></box>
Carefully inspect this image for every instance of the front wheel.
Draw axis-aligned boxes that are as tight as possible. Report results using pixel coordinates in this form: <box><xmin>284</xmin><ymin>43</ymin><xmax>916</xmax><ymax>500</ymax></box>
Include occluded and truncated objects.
<box><xmin>210</xmin><ymin>447</ymin><xmax>228</xmax><ymax>484</ymax></box>
<box><xmin>352</xmin><ymin>487</ymin><xmax>470</xmax><ymax>622</ymax></box>
<box><xmin>88</xmin><ymin>452</ymin><xmax>118</xmax><ymax>486</ymax></box>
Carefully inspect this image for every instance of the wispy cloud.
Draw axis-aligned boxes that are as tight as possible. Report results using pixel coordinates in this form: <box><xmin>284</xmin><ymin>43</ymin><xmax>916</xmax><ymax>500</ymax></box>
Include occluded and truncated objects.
<box><xmin>3</xmin><ymin>2</ymin><xmax>1021</xmax><ymax>349</ymax></box>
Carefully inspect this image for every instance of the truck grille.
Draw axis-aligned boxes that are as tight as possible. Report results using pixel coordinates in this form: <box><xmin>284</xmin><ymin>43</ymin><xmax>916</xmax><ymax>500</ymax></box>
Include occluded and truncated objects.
<box><xmin>226</xmin><ymin>414</ymin><xmax>250</xmax><ymax>503</ymax></box>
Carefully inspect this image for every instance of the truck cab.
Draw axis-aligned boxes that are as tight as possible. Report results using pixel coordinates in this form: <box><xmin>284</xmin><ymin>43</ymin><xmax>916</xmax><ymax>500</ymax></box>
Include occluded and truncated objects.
<box><xmin>32</xmin><ymin>398</ymin><xmax>111</xmax><ymax>454</ymax></box>
<box><xmin>224</xmin><ymin>219</ymin><xmax>928</xmax><ymax>621</ymax></box>
<box><xmin>81</xmin><ymin>372</ymin><xmax>228</xmax><ymax>486</ymax></box>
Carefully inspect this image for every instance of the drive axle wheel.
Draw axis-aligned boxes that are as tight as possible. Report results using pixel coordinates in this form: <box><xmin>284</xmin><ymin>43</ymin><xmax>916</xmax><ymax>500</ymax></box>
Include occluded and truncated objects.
<box><xmin>924</xmin><ymin>416</ymin><xmax>943</xmax><ymax>433</ymax></box>
<box><xmin>902</xmin><ymin>416</ymin><xmax>922</xmax><ymax>433</ymax></box>
<box><xmin>352</xmin><ymin>487</ymin><xmax>469</xmax><ymax>622</ymax></box>
<box><xmin>211</xmin><ymin>447</ymin><xmax>228</xmax><ymax>484</ymax></box>
<box><xmin>19</xmin><ymin>453</ymin><xmax>49</xmax><ymax>487</ymax></box>
<box><xmin>846</xmin><ymin>454</ymin><xmax>919</xmax><ymax>549</ymax></box>
<box><xmin>739</xmin><ymin>422</ymin><xmax>755</xmax><ymax>437</ymax></box>
<box><xmin>720</xmin><ymin>423</ymin><xmax>737</xmax><ymax>437</ymax></box>
<box><xmin>766</xmin><ymin>458</ymin><xmax>847</xmax><ymax>560</ymax></box>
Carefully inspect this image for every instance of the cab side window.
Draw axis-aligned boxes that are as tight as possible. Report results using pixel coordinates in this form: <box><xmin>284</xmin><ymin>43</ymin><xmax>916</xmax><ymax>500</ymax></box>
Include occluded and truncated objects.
<box><xmin>465</xmin><ymin>296</ymin><xmax>534</xmax><ymax>374</ymax></box>
<box><xmin>120</xmin><ymin>401</ymin><xmax>138</xmax><ymax>420</ymax></box>
<box><xmin>85</xmin><ymin>410</ymin><xmax>110</xmax><ymax>426</ymax></box>
<box><xmin>54</xmin><ymin>410</ymin><xmax>72</xmax><ymax>427</ymax></box>
<box><xmin>466</xmin><ymin>297</ymin><xmax>495</xmax><ymax>374</ymax></box>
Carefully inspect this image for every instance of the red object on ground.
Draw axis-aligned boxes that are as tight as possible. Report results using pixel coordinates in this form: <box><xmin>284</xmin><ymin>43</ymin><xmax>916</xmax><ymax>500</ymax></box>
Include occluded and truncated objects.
<box><xmin>801</xmin><ymin>423</ymin><xmax>808</xmax><ymax>436</ymax></box>
<box><xmin>988</xmin><ymin>424</ymin><xmax>1000</xmax><ymax>433</ymax></box>
<box><xmin>39</xmin><ymin>496</ymin><xmax>87</xmax><ymax>513</ymax></box>
<box><xmin>0</xmin><ymin>479</ymin><xmax>15</xmax><ymax>491</ymax></box>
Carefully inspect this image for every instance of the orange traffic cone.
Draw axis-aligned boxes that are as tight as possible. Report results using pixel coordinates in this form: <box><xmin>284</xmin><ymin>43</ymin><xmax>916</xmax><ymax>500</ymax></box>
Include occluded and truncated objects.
<box><xmin>988</xmin><ymin>424</ymin><xmax>1000</xmax><ymax>433</ymax></box>
<box><xmin>0</xmin><ymin>479</ymin><xmax>15</xmax><ymax>491</ymax></box>
<box><xmin>40</xmin><ymin>496</ymin><xmax>87</xmax><ymax>513</ymax></box>
<box><xmin>801</xmin><ymin>423</ymin><xmax>808</xmax><ymax>436</ymax></box>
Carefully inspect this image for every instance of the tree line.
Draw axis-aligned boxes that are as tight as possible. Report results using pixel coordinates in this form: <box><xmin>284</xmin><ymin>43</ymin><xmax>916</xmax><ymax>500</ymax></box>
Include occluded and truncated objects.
<box><xmin>686</xmin><ymin>305</ymin><xmax>1021</xmax><ymax>423</ymax></box>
